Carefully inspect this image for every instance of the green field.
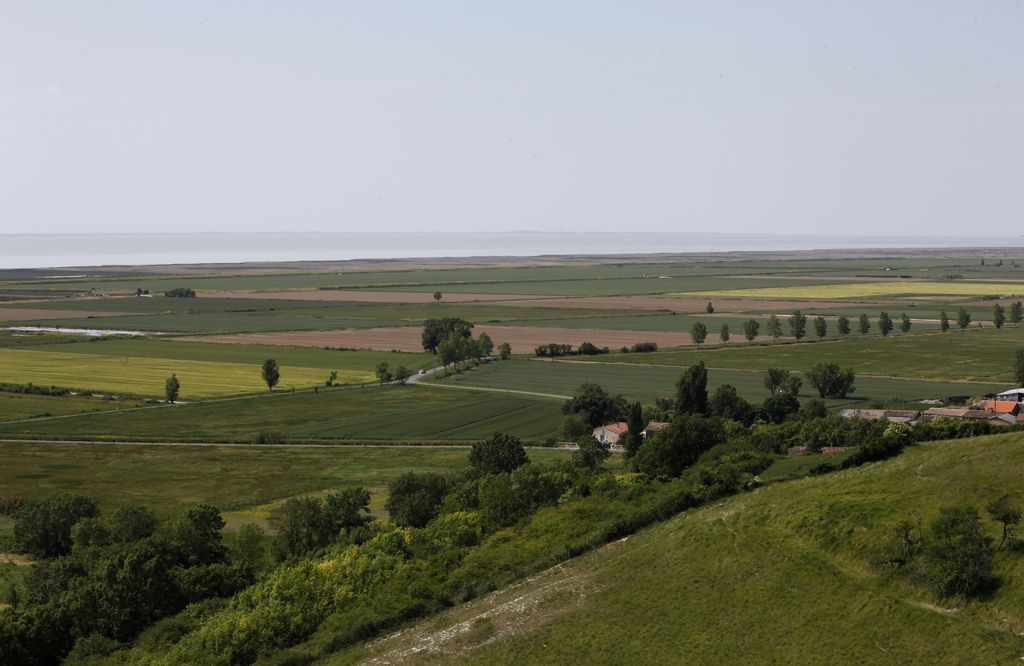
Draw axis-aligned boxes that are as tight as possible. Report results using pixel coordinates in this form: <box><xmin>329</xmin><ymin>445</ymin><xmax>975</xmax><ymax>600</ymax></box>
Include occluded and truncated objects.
<box><xmin>0</xmin><ymin>392</ymin><xmax>135</xmax><ymax>421</ymax></box>
<box><xmin>428</xmin><ymin>358</ymin><xmax>1006</xmax><ymax>405</ymax></box>
<box><xmin>573</xmin><ymin>326</ymin><xmax>1024</xmax><ymax>382</ymax></box>
<box><xmin>339</xmin><ymin>432</ymin><xmax>1024</xmax><ymax>664</ymax></box>
<box><xmin>689</xmin><ymin>279</ymin><xmax>1024</xmax><ymax>300</ymax></box>
<box><xmin>0</xmin><ymin>384</ymin><xmax>564</xmax><ymax>442</ymax></box>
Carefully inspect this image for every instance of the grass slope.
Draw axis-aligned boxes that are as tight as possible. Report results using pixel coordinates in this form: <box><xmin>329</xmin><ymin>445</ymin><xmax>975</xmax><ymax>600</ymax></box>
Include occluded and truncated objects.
<box><xmin>340</xmin><ymin>433</ymin><xmax>1024</xmax><ymax>665</ymax></box>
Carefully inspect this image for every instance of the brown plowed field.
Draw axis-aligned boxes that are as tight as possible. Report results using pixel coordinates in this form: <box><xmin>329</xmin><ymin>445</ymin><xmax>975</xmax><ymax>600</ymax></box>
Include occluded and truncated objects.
<box><xmin>215</xmin><ymin>290</ymin><xmax>549</xmax><ymax>303</ymax></box>
<box><xmin>186</xmin><ymin>325</ymin><xmax>700</xmax><ymax>353</ymax></box>
<box><xmin>498</xmin><ymin>295</ymin><xmax>877</xmax><ymax>312</ymax></box>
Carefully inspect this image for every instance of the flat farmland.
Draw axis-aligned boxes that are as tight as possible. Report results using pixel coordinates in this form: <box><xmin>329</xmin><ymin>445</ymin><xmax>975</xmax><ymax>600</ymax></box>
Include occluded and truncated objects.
<box><xmin>0</xmin><ymin>384</ymin><xmax>564</xmax><ymax>442</ymax></box>
<box><xmin>577</xmin><ymin>327</ymin><xmax>1024</xmax><ymax>382</ymax></box>
<box><xmin>426</xmin><ymin>358</ymin><xmax>1005</xmax><ymax>405</ymax></box>
<box><xmin>688</xmin><ymin>280</ymin><xmax>1024</xmax><ymax>300</ymax></box>
<box><xmin>192</xmin><ymin>324</ymin><xmax>696</xmax><ymax>353</ymax></box>
<box><xmin>217</xmin><ymin>290</ymin><xmax>550</xmax><ymax>303</ymax></box>
<box><xmin>1</xmin><ymin>312</ymin><xmax>406</xmax><ymax>334</ymax></box>
<box><xmin>0</xmin><ymin>441</ymin><xmax>572</xmax><ymax>515</ymax></box>
<box><xmin>0</xmin><ymin>347</ymin><xmax>353</xmax><ymax>398</ymax></box>
<box><xmin>0</xmin><ymin>392</ymin><xmax>137</xmax><ymax>421</ymax></box>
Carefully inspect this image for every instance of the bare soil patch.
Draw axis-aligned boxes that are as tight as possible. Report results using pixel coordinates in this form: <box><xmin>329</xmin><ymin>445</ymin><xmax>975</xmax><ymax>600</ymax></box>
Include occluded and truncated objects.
<box><xmin>214</xmin><ymin>290</ymin><xmax>548</xmax><ymax>304</ymax></box>
<box><xmin>0</xmin><ymin>553</ymin><xmax>33</xmax><ymax>566</ymax></box>
<box><xmin>188</xmin><ymin>324</ymin><xmax>702</xmax><ymax>353</ymax></box>
<box><xmin>0</xmin><ymin>308</ymin><xmax>130</xmax><ymax>322</ymax></box>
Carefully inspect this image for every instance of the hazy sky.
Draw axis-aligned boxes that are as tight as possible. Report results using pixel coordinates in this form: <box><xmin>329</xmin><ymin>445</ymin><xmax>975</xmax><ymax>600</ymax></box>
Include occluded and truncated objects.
<box><xmin>2</xmin><ymin>2</ymin><xmax>1021</xmax><ymax>236</ymax></box>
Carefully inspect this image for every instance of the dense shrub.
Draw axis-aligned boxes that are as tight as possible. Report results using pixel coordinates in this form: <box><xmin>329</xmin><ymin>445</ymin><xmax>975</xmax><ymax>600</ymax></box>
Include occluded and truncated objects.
<box><xmin>164</xmin><ymin>288</ymin><xmax>196</xmax><ymax>298</ymax></box>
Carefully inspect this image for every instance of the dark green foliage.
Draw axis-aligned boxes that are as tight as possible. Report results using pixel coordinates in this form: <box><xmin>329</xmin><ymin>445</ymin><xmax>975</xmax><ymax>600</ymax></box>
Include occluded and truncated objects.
<box><xmin>767</xmin><ymin>314</ymin><xmax>782</xmax><ymax>340</ymax></box>
<box><xmin>836</xmin><ymin>315</ymin><xmax>850</xmax><ymax>335</ymax></box>
<box><xmin>393</xmin><ymin>366</ymin><xmax>411</xmax><ymax>384</ymax></box>
<box><xmin>534</xmin><ymin>343</ymin><xmax>574</xmax><ymax>357</ymax></box>
<box><xmin>498</xmin><ymin>342</ymin><xmax>512</xmax><ymax>360</ymax></box>
<box><xmin>858</xmin><ymin>313</ymin><xmax>870</xmax><ymax>335</ymax></box>
<box><xmin>993</xmin><ymin>303</ymin><xmax>1005</xmax><ymax>329</ymax></box>
<box><xmin>271</xmin><ymin>489</ymin><xmax>372</xmax><ymax>558</ymax></box>
<box><xmin>421</xmin><ymin>318</ymin><xmax>474</xmax><ymax>353</ymax></box>
<box><xmin>940</xmin><ymin>311</ymin><xmax>949</xmax><ymax>332</ymax></box>
<box><xmin>375</xmin><ymin>361</ymin><xmax>392</xmax><ymax>384</ymax></box>
<box><xmin>623</xmin><ymin>401</ymin><xmax>644</xmax><ymax>457</ymax></box>
<box><xmin>789</xmin><ymin>311</ymin><xmax>807</xmax><ymax>341</ymax></box>
<box><xmin>261</xmin><ymin>358</ymin><xmax>280</xmax><ymax>391</ymax></box>
<box><xmin>764</xmin><ymin>367</ymin><xmax>792</xmax><ymax>395</ymax></box>
<box><xmin>572</xmin><ymin>438</ymin><xmax>611</xmax><ymax>471</ymax></box>
<box><xmin>987</xmin><ymin>496</ymin><xmax>1021</xmax><ymax>551</ymax></box>
<box><xmin>629</xmin><ymin>342</ymin><xmax>658</xmax><ymax>353</ymax></box>
<box><xmin>799</xmin><ymin>399</ymin><xmax>828</xmax><ymax>420</ymax></box>
<box><xmin>0</xmin><ymin>382</ymin><xmax>71</xmax><ymax>396</ymax></box>
<box><xmin>813</xmin><ymin>316</ymin><xmax>827</xmax><ymax>338</ymax></box>
<box><xmin>899</xmin><ymin>312</ymin><xmax>911</xmax><ymax>333</ymax></box>
<box><xmin>469</xmin><ymin>433</ymin><xmax>529</xmax><ymax>476</ymax></box>
<box><xmin>634</xmin><ymin>415</ymin><xmax>725</xmax><ymax>479</ymax></box>
<box><xmin>957</xmin><ymin>308</ymin><xmax>972</xmax><ymax>329</ymax></box>
<box><xmin>232</xmin><ymin>523</ymin><xmax>266</xmax><ymax>573</ymax></box>
<box><xmin>720</xmin><ymin>323</ymin><xmax>730</xmax><ymax>343</ymax></box>
<box><xmin>578</xmin><ymin>342</ymin><xmax>608</xmax><ymax>356</ymax></box>
<box><xmin>675</xmin><ymin>362</ymin><xmax>708</xmax><ymax>416</ymax></box>
<box><xmin>1010</xmin><ymin>301</ymin><xmax>1023</xmax><ymax>324</ymax></box>
<box><xmin>1016</xmin><ymin>348</ymin><xmax>1024</xmax><ymax>387</ymax></box>
<box><xmin>806</xmin><ymin>363</ymin><xmax>856</xmax><ymax>398</ymax></box>
<box><xmin>920</xmin><ymin>506</ymin><xmax>994</xmax><ymax>598</ymax></box>
<box><xmin>14</xmin><ymin>493</ymin><xmax>100</xmax><ymax>559</ymax></box>
<box><xmin>164</xmin><ymin>373</ymin><xmax>180</xmax><ymax>402</ymax></box>
<box><xmin>706</xmin><ymin>301</ymin><xmax>714</xmax><ymax>313</ymax></box>
<box><xmin>562</xmin><ymin>383</ymin><xmax>627</xmax><ymax>428</ymax></box>
<box><xmin>709</xmin><ymin>384</ymin><xmax>756</xmax><ymax>425</ymax></box>
<box><xmin>878</xmin><ymin>311</ymin><xmax>893</xmax><ymax>336</ymax></box>
<box><xmin>761</xmin><ymin>392</ymin><xmax>800</xmax><ymax>424</ymax></box>
<box><xmin>385</xmin><ymin>473</ymin><xmax>449</xmax><ymax>528</ymax></box>
<box><xmin>743</xmin><ymin>318</ymin><xmax>759</xmax><ymax>342</ymax></box>
<box><xmin>164</xmin><ymin>288</ymin><xmax>196</xmax><ymax>298</ymax></box>
<box><xmin>691</xmin><ymin>322</ymin><xmax>708</xmax><ymax>344</ymax></box>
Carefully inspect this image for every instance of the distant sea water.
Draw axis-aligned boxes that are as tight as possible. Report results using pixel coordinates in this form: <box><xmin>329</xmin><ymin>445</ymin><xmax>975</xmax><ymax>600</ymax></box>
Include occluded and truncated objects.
<box><xmin>2</xmin><ymin>232</ymin><xmax>1022</xmax><ymax>270</ymax></box>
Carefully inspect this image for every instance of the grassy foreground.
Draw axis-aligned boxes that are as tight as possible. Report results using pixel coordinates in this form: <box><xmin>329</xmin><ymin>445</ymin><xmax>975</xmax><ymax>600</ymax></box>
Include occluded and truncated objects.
<box><xmin>337</xmin><ymin>433</ymin><xmax>1024</xmax><ymax>664</ymax></box>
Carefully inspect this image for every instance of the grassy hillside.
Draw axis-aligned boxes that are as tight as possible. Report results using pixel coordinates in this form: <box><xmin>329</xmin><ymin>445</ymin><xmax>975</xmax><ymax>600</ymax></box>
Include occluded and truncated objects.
<box><xmin>337</xmin><ymin>433</ymin><xmax>1024</xmax><ymax>664</ymax></box>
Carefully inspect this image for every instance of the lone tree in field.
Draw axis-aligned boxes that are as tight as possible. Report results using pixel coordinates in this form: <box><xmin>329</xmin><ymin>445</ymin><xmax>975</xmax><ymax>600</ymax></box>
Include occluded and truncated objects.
<box><xmin>806</xmin><ymin>362</ymin><xmax>856</xmax><ymax>398</ymax></box>
<box><xmin>433</xmin><ymin>291</ymin><xmax>442</xmax><ymax>303</ymax></box>
<box><xmin>498</xmin><ymin>342</ymin><xmax>512</xmax><ymax>360</ymax></box>
<box><xmin>675</xmin><ymin>361</ymin><xmax>709</xmax><ymax>415</ymax></box>
<box><xmin>993</xmin><ymin>303</ymin><xmax>1006</xmax><ymax>329</ymax></box>
<box><xmin>165</xmin><ymin>374</ymin><xmax>180</xmax><ymax>403</ymax></box>
<box><xmin>261</xmin><ymin>359</ymin><xmax>280</xmax><ymax>392</ymax></box>
<box><xmin>878</xmin><ymin>311</ymin><xmax>894</xmax><ymax>336</ymax></box>
<box><xmin>858</xmin><ymin>313</ymin><xmax>870</xmax><ymax>335</ymax></box>
<box><xmin>957</xmin><ymin>308</ymin><xmax>972</xmax><ymax>329</ymax></box>
<box><xmin>789</xmin><ymin>311</ymin><xmax>807</xmax><ymax>341</ymax></box>
<box><xmin>743</xmin><ymin>318</ymin><xmax>760</xmax><ymax>343</ymax></box>
<box><xmin>837</xmin><ymin>315</ymin><xmax>851</xmax><ymax>336</ymax></box>
<box><xmin>987</xmin><ymin>496</ymin><xmax>1021</xmax><ymax>551</ymax></box>
<box><xmin>691</xmin><ymin>321</ymin><xmax>708</xmax><ymax>345</ymax></box>
<box><xmin>921</xmin><ymin>505</ymin><xmax>994</xmax><ymax>598</ymax></box>
<box><xmin>940</xmin><ymin>311</ymin><xmax>950</xmax><ymax>332</ymax></box>
<box><xmin>1011</xmin><ymin>301</ymin><xmax>1023</xmax><ymax>324</ymax></box>
<box><xmin>767</xmin><ymin>314</ymin><xmax>783</xmax><ymax>341</ymax></box>
<box><xmin>720</xmin><ymin>323</ymin><xmax>730</xmax><ymax>343</ymax></box>
<box><xmin>814</xmin><ymin>316</ymin><xmax>827</xmax><ymax>339</ymax></box>
<box><xmin>706</xmin><ymin>301</ymin><xmax>715</xmax><ymax>314</ymax></box>
<box><xmin>375</xmin><ymin>362</ymin><xmax>392</xmax><ymax>384</ymax></box>
<box><xmin>899</xmin><ymin>312</ymin><xmax>912</xmax><ymax>334</ymax></box>
<box><xmin>1015</xmin><ymin>348</ymin><xmax>1024</xmax><ymax>387</ymax></box>
<box><xmin>394</xmin><ymin>366</ymin><xmax>411</xmax><ymax>385</ymax></box>
<box><xmin>764</xmin><ymin>367</ymin><xmax>801</xmax><ymax>396</ymax></box>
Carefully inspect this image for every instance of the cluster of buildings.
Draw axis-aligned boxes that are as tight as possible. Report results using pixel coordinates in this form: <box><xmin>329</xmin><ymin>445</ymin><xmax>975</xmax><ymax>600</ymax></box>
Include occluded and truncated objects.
<box><xmin>839</xmin><ymin>388</ymin><xmax>1024</xmax><ymax>427</ymax></box>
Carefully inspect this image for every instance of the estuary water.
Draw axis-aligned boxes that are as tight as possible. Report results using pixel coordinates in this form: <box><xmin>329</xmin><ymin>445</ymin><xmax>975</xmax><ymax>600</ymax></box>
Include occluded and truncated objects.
<box><xmin>1</xmin><ymin>232</ymin><xmax>1020</xmax><ymax>269</ymax></box>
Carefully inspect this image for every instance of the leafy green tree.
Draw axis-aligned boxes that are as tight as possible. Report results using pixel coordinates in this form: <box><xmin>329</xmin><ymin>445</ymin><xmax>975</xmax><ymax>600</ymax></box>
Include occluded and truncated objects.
<box><xmin>326</xmin><ymin>370</ymin><xmax>338</xmax><ymax>386</ymax></box>
<box><xmin>433</xmin><ymin>291</ymin><xmax>442</xmax><ymax>303</ymax></box>
<box><xmin>709</xmin><ymin>384</ymin><xmax>756</xmax><ymax>425</ymax></box>
<box><xmin>231</xmin><ymin>523</ymin><xmax>266</xmax><ymax>573</ymax></box>
<box><xmin>858</xmin><ymin>313</ymin><xmax>870</xmax><ymax>335</ymax></box>
<box><xmin>1010</xmin><ymin>301</ymin><xmax>1023</xmax><ymax>324</ymax></box>
<box><xmin>920</xmin><ymin>506</ymin><xmax>994</xmax><ymax>597</ymax></box>
<box><xmin>899</xmin><ymin>312</ymin><xmax>912</xmax><ymax>333</ymax></box>
<box><xmin>806</xmin><ymin>363</ymin><xmax>856</xmax><ymax>398</ymax></box>
<box><xmin>105</xmin><ymin>505</ymin><xmax>158</xmax><ymax>544</ymax></box>
<box><xmin>706</xmin><ymin>301</ymin><xmax>714</xmax><ymax>313</ymax></box>
<box><xmin>421</xmin><ymin>317</ymin><xmax>473</xmax><ymax>353</ymax></box>
<box><xmin>789</xmin><ymin>311</ymin><xmax>807</xmax><ymax>341</ymax></box>
<box><xmin>813</xmin><ymin>316</ymin><xmax>827</xmax><ymax>338</ymax></box>
<box><xmin>261</xmin><ymin>359</ymin><xmax>280</xmax><ymax>392</ymax></box>
<box><xmin>767</xmin><ymin>314</ymin><xmax>783</xmax><ymax>340</ymax></box>
<box><xmin>437</xmin><ymin>332</ymin><xmax>466</xmax><ymax>368</ymax></box>
<box><xmin>1015</xmin><ymin>348</ymin><xmax>1024</xmax><ymax>387</ymax></box>
<box><xmin>497</xmin><ymin>342</ymin><xmax>512</xmax><ymax>360</ymax></box>
<box><xmin>572</xmin><ymin>438</ymin><xmax>611</xmax><ymax>471</ymax></box>
<box><xmin>477</xmin><ymin>332</ymin><xmax>495</xmax><ymax>358</ymax></box>
<box><xmin>558</xmin><ymin>413</ymin><xmax>591</xmax><ymax>442</ymax></box>
<box><xmin>993</xmin><ymin>303</ymin><xmax>1005</xmax><ymax>329</ymax></box>
<box><xmin>478</xmin><ymin>475</ymin><xmax>527</xmax><ymax>528</ymax></box>
<box><xmin>764</xmin><ymin>367</ymin><xmax>792</xmax><ymax>395</ymax></box>
<box><xmin>160</xmin><ymin>504</ymin><xmax>227</xmax><ymax>566</ymax></box>
<box><xmin>743</xmin><ymin>319</ymin><xmax>760</xmax><ymax>343</ymax></box>
<box><xmin>633</xmin><ymin>415</ymin><xmax>725</xmax><ymax>478</ymax></box>
<box><xmin>761</xmin><ymin>392</ymin><xmax>800</xmax><ymax>424</ymax></box>
<box><xmin>837</xmin><ymin>315</ymin><xmax>851</xmax><ymax>335</ymax></box>
<box><xmin>957</xmin><ymin>308</ymin><xmax>972</xmax><ymax>329</ymax></box>
<box><xmin>324</xmin><ymin>487</ymin><xmax>373</xmax><ymax>530</ymax></box>
<box><xmin>469</xmin><ymin>433</ymin><xmax>529</xmax><ymax>475</ymax></box>
<box><xmin>719</xmin><ymin>323</ymin><xmax>730</xmax><ymax>343</ymax></box>
<box><xmin>691</xmin><ymin>321</ymin><xmax>708</xmax><ymax>345</ymax></box>
<box><xmin>375</xmin><ymin>362</ymin><xmax>392</xmax><ymax>384</ymax></box>
<box><xmin>14</xmin><ymin>493</ymin><xmax>100</xmax><ymax>558</ymax></box>
<box><xmin>940</xmin><ymin>310</ymin><xmax>950</xmax><ymax>332</ymax></box>
<box><xmin>385</xmin><ymin>472</ymin><xmax>449</xmax><ymax>528</ymax></box>
<box><xmin>623</xmin><ymin>401</ymin><xmax>644</xmax><ymax>457</ymax></box>
<box><xmin>562</xmin><ymin>383</ymin><xmax>627</xmax><ymax>427</ymax></box>
<box><xmin>270</xmin><ymin>497</ymin><xmax>332</xmax><ymax>560</ymax></box>
<box><xmin>987</xmin><ymin>496</ymin><xmax>1021</xmax><ymax>551</ymax></box>
<box><xmin>675</xmin><ymin>362</ymin><xmax>709</xmax><ymax>415</ymax></box>
<box><xmin>393</xmin><ymin>366</ymin><xmax>411</xmax><ymax>384</ymax></box>
<box><xmin>165</xmin><ymin>374</ymin><xmax>180</xmax><ymax>403</ymax></box>
<box><xmin>878</xmin><ymin>311</ymin><xmax>894</xmax><ymax>336</ymax></box>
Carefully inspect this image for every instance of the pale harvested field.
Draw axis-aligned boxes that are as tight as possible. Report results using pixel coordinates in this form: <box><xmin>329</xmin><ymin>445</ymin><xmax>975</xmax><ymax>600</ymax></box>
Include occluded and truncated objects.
<box><xmin>215</xmin><ymin>290</ymin><xmax>548</xmax><ymax>303</ymax></box>
<box><xmin>0</xmin><ymin>308</ymin><xmax>129</xmax><ymax>322</ymax></box>
<box><xmin>189</xmin><ymin>324</ymin><xmax>700</xmax><ymax>353</ymax></box>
